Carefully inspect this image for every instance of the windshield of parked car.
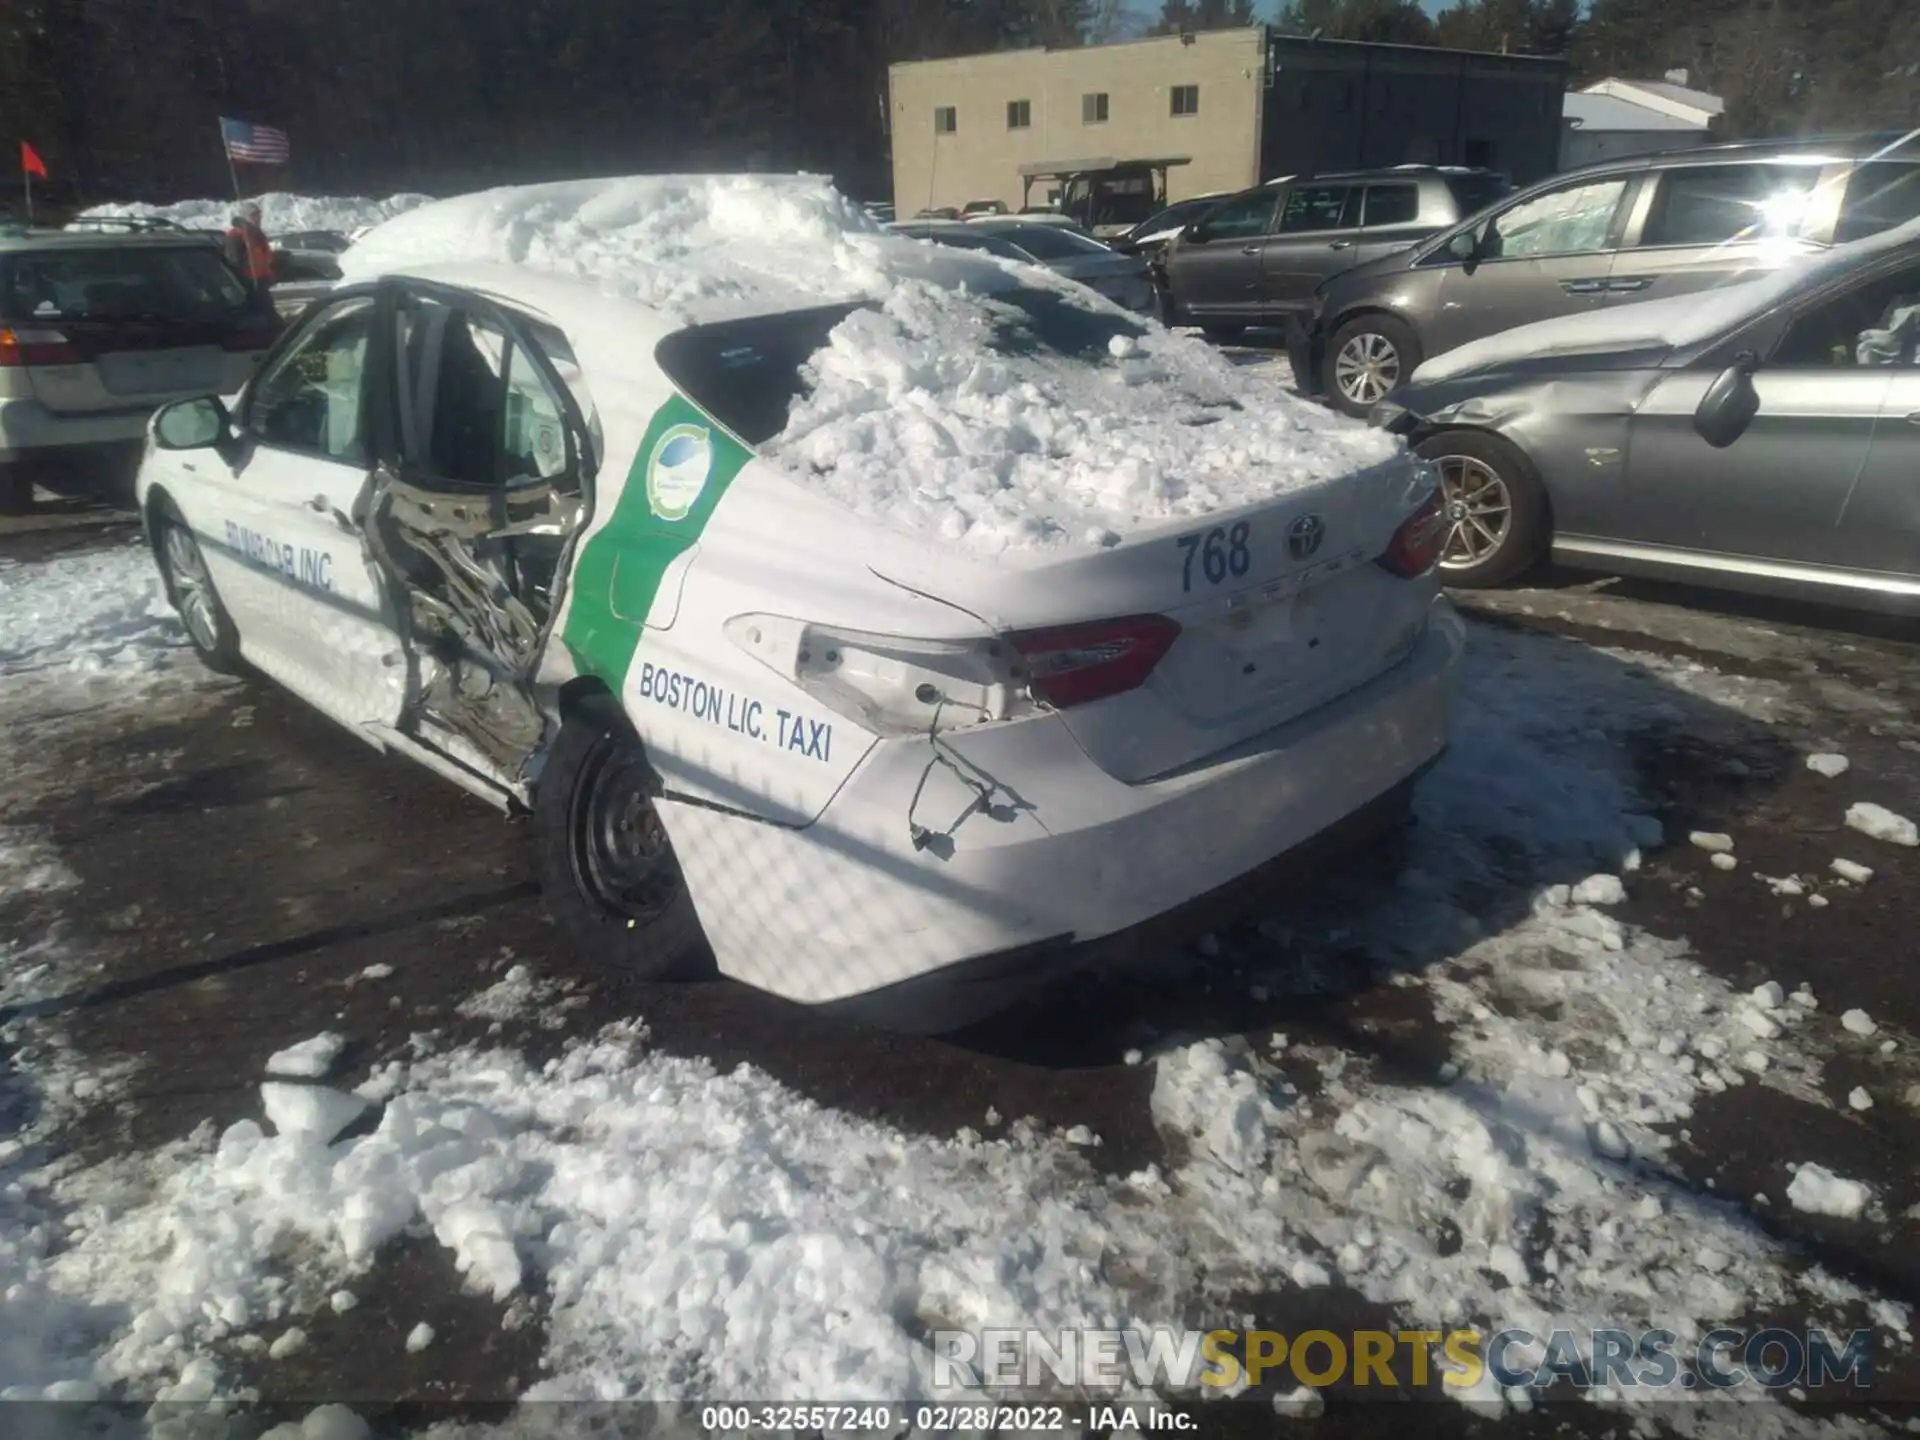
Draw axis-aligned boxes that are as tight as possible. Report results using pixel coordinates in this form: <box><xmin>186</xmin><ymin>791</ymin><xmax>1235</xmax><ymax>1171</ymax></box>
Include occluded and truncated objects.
<box><xmin>1135</xmin><ymin>199</ymin><xmax>1216</xmax><ymax>237</ymax></box>
<box><xmin>978</xmin><ymin>224</ymin><xmax>1111</xmax><ymax>261</ymax></box>
<box><xmin>2</xmin><ymin>243</ymin><xmax>251</xmax><ymax>321</ymax></box>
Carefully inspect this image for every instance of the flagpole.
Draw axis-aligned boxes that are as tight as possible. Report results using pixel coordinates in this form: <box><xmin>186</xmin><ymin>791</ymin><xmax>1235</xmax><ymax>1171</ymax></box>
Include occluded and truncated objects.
<box><xmin>20</xmin><ymin>167</ymin><xmax>28</xmax><ymax>225</ymax></box>
<box><xmin>222</xmin><ymin>121</ymin><xmax>241</xmax><ymax>201</ymax></box>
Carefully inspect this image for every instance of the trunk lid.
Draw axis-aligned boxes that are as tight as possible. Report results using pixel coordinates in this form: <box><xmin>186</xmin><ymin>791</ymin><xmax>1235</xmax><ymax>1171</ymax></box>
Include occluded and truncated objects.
<box><xmin>874</xmin><ymin>457</ymin><xmax>1440</xmax><ymax>783</ymax></box>
<box><xmin>30</xmin><ymin>319</ymin><xmax>235</xmax><ymax>412</ymax></box>
<box><xmin>2</xmin><ymin>241</ymin><xmax>263</xmax><ymax>413</ymax></box>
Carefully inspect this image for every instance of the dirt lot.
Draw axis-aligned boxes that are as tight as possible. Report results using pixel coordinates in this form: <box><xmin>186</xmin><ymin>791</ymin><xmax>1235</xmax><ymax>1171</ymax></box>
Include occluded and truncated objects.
<box><xmin>2</xmin><ymin>509</ymin><xmax>1917</xmax><ymax>1437</ymax></box>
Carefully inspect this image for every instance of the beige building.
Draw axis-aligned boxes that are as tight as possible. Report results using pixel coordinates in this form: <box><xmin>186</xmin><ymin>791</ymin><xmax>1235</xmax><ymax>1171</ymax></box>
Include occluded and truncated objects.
<box><xmin>888</xmin><ymin>28</ymin><xmax>1269</xmax><ymax>216</ymax></box>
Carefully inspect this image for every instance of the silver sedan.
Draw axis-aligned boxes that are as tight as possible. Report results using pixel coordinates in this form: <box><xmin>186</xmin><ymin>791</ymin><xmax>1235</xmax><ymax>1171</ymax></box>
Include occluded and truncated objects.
<box><xmin>1377</xmin><ymin>224</ymin><xmax>1920</xmax><ymax>616</ymax></box>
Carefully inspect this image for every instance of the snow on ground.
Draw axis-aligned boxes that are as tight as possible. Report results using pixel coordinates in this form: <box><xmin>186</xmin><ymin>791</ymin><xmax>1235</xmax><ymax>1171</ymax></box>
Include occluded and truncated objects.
<box><xmin>1845</xmin><ymin>801</ymin><xmax>1918</xmax><ymax>848</ymax></box>
<box><xmin>266</xmin><ymin>1034</ymin><xmax>346</xmax><ymax>1081</ymax></box>
<box><xmin>1786</xmin><ymin>1164</ymin><xmax>1875</xmax><ymax>1220</ymax></box>
<box><xmin>0</xmin><ymin>541</ymin><xmax>182</xmax><ymax>680</ymax></box>
<box><xmin>341</xmin><ymin>175</ymin><xmax>1401</xmax><ymax>557</ymax></box>
<box><xmin>79</xmin><ymin>192</ymin><xmax>433</xmax><ymax>238</ymax></box>
<box><xmin>0</xmin><ymin>599</ymin><xmax>1901</xmax><ymax>1431</ymax></box>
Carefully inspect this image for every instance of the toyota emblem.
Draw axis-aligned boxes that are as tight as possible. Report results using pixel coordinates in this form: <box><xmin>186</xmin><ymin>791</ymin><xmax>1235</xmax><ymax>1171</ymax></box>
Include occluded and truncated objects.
<box><xmin>1287</xmin><ymin>513</ymin><xmax>1326</xmax><ymax>560</ymax></box>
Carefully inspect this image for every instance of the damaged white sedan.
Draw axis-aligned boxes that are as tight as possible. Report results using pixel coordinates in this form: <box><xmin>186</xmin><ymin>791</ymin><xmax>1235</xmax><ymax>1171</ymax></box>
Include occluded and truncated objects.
<box><xmin>135</xmin><ymin>176</ymin><xmax>1461</xmax><ymax>1030</ymax></box>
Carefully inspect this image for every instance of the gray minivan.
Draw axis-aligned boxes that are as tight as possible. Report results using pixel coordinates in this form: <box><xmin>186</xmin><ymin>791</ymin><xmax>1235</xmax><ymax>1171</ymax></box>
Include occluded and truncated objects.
<box><xmin>1292</xmin><ymin>135</ymin><xmax>1920</xmax><ymax>416</ymax></box>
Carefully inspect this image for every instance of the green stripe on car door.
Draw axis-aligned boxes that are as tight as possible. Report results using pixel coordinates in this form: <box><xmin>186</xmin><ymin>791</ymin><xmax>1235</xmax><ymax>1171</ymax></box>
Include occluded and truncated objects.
<box><xmin>562</xmin><ymin>393</ymin><xmax>752</xmax><ymax>685</ymax></box>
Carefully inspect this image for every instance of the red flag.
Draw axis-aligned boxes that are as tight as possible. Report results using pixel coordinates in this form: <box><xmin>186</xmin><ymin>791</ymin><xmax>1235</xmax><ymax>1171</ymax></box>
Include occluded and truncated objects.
<box><xmin>20</xmin><ymin>142</ymin><xmax>47</xmax><ymax>179</ymax></box>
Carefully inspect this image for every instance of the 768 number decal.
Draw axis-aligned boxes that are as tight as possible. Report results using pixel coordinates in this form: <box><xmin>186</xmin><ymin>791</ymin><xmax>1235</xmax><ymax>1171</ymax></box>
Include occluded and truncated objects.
<box><xmin>1176</xmin><ymin>521</ymin><xmax>1252</xmax><ymax>593</ymax></box>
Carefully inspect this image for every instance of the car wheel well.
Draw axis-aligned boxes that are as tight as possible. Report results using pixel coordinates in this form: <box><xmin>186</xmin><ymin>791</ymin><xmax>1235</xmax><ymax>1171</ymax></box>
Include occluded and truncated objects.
<box><xmin>143</xmin><ymin>487</ymin><xmax>179</xmax><ymax>561</ymax></box>
<box><xmin>558</xmin><ymin>675</ymin><xmax>624</xmax><ymax>727</ymax></box>
<box><xmin>1415</xmin><ymin>426</ymin><xmax>1556</xmax><ymax>535</ymax></box>
<box><xmin>1326</xmin><ymin>305</ymin><xmax>1408</xmax><ymax>340</ymax></box>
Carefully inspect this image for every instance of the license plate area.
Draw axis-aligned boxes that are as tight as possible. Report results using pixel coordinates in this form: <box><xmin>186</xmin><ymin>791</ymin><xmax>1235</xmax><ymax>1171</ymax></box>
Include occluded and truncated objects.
<box><xmin>98</xmin><ymin>348</ymin><xmax>223</xmax><ymax>396</ymax></box>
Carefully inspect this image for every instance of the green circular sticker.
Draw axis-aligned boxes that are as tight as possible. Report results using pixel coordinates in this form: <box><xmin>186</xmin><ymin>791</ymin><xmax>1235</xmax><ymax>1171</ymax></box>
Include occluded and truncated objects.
<box><xmin>646</xmin><ymin>423</ymin><xmax>714</xmax><ymax>522</ymax></box>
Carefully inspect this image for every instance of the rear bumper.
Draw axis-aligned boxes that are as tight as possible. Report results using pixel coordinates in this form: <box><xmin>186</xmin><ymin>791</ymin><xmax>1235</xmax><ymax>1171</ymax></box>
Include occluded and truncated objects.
<box><xmin>661</xmin><ymin>600</ymin><xmax>1465</xmax><ymax>1027</ymax></box>
<box><xmin>820</xmin><ymin>764</ymin><xmax>1431</xmax><ymax>1033</ymax></box>
<box><xmin>0</xmin><ymin>398</ymin><xmax>154</xmax><ymax>461</ymax></box>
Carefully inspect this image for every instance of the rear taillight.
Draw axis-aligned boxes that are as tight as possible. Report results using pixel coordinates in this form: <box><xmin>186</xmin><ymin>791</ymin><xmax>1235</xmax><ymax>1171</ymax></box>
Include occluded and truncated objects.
<box><xmin>1378</xmin><ymin>488</ymin><xmax>1447</xmax><ymax>579</ymax></box>
<box><xmin>1007</xmin><ymin>614</ymin><xmax>1181</xmax><ymax>709</ymax></box>
<box><xmin>725</xmin><ymin>615</ymin><xmax>1025</xmax><ymax>736</ymax></box>
<box><xmin>0</xmin><ymin>326</ymin><xmax>79</xmax><ymax>367</ymax></box>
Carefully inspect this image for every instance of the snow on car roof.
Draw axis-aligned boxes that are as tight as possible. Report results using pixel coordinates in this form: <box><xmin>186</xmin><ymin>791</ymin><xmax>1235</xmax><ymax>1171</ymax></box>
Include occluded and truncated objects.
<box><xmin>342</xmin><ymin>174</ymin><xmax>1402</xmax><ymax>556</ymax></box>
<box><xmin>340</xmin><ymin>174</ymin><xmax>894</xmax><ymax>326</ymax></box>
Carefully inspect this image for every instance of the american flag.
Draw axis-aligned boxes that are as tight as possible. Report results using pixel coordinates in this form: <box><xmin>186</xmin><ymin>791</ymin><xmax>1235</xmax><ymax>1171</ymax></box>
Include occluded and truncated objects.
<box><xmin>220</xmin><ymin>117</ymin><xmax>290</xmax><ymax>165</ymax></box>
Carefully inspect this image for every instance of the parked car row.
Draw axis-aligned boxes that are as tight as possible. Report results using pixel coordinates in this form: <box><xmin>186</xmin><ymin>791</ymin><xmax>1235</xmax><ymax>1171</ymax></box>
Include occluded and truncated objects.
<box><xmin>1386</xmin><ymin>197</ymin><xmax>1920</xmax><ymax>617</ymax></box>
<box><xmin>1293</xmin><ymin>134</ymin><xmax>1920</xmax><ymax>417</ymax></box>
<box><xmin>1103</xmin><ymin>132</ymin><xmax>1920</xmax><ymax>617</ymax></box>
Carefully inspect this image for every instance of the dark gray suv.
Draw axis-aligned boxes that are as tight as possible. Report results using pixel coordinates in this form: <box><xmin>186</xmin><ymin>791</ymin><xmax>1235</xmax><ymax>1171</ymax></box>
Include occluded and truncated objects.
<box><xmin>1158</xmin><ymin>166</ymin><xmax>1512</xmax><ymax>341</ymax></box>
<box><xmin>1292</xmin><ymin>134</ymin><xmax>1920</xmax><ymax>416</ymax></box>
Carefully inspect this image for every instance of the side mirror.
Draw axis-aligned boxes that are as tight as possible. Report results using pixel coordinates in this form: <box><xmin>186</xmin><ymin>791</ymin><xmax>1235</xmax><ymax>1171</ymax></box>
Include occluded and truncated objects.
<box><xmin>1693</xmin><ymin>351</ymin><xmax>1762</xmax><ymax>449</ymax></box>
<box><xmin>1446</xmin><ymin>230</ymin><xmax>1480</xmax><ymax>270</ymax></box>
<box><xmin>152</xmin><ymin>395</ymin><xmax>232</xmax><ymax>453</ymax></box>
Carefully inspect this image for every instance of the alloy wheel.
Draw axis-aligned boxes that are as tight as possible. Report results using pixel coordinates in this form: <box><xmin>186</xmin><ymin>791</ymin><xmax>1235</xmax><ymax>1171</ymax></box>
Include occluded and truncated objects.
<box><xmin>165</xmin><ymin>525</ymin><xmax>221</xmax><ymax>652</ymax></box>
<box><xmin>1334</xmin><ymin>331</ymin><xmax>1401</xmax><ymax>407</ymax></box>
<box><xmin>1433</xmin><ymin>455</ymin><xmax>1514</xmax><ymax>571</ymax></box>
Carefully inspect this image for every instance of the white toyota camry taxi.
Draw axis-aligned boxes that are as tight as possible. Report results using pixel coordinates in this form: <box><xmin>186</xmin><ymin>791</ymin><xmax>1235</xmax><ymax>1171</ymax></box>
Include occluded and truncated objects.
<box><xmin>135</xmin><ymin>176</ymin><xmax>1462</xmax><ymax>1030</ymax></box>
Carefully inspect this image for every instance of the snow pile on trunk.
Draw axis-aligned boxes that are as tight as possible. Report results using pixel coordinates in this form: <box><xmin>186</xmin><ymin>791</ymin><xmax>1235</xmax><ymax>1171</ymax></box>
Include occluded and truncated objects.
<box><xmin>341</xmin><ymin>174</ymin><xmax>1402</xmax><ymax>556</ymax></box>
<box><xmin>774</xmin><ymin>280</ymin><xmax>1401</xmax><ymax>554</ymax></box>
<box><xmin>0</xmin><ymin>543</ymin><xmax>182</xmax><ymax>679</ymax></box>
<box><xmin>79</xmin><ymin>192</ymin><xmax>432</xmax><ymax>238</ymax></box>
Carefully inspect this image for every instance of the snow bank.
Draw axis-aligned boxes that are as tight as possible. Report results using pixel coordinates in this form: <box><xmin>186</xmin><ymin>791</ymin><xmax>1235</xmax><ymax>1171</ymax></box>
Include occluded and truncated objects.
<box><xmin>1411</xmin><ymin>215</ymin><xmax>1920</xmax><ymax>385</ymax></box>
<box><xmin>342</xmin><ymin>175</ymin><xmax>1401</xmax><ymax>557</ymax></box>
<box><xmin>79</xmin><ymin>191</ymin><xmax>432</xmax><ymax>238</ymax></box>
<box><xmin>0</xmin><ymin>543</ymin><xmax>182</xmax><ymax>679</ymax></box>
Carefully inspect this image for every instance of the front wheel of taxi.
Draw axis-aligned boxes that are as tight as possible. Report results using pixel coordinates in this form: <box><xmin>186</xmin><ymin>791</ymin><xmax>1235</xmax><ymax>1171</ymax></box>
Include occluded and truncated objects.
<box><xmin>533</xmin><ymin>712</ymin><xmax>706</xmax><ymax>985</ymax></box>
<box><xmin>153</xmin><ymin>509</ymin><xmax>246</xmax><ymax>674</ymax></box>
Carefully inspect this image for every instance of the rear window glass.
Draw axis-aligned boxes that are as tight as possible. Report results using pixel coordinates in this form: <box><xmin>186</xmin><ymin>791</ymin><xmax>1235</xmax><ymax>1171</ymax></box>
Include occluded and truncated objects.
<box><xmin>1445</xmin><ymin>173</ymin><xmax>1513</xmax><ymax>219</ymax></box>
<box><xmin>2</xmin><ymin>244</ymin><xmax>249</xmax><ymax>322</ymax></box>
<box><xmin>1835</xmin><ymin>162</ymin><xmax>1920</xmax><ymax>245</ymax></box>
<box><xmin>658</xmin><ymin>285</ymin><xmax>1148</xmax><ymax>446</ymax></box>
<box><xmin>1363</xmin><ymin>184</ymin><xmax>1421</xmax><ymax>227</ymax></box>
<box><xmin>904</xmin><ymin>228</ymin><xmax>1030</xmax><ymax>262</ymax></box>
<box><xmin>984</xmin><ymin>225</ymin><xmax>1109</xmax><ymax>261</ymax></box>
